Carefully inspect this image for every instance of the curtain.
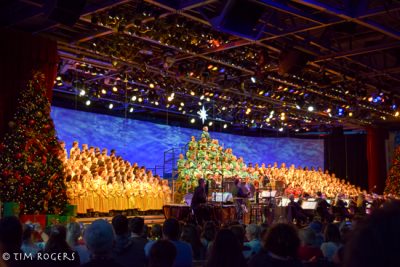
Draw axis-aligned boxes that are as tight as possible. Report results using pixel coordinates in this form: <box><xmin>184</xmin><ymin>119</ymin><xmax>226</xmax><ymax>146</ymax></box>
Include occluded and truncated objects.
<box><xmin>366</xmin><ymin>128</ymin><xmax>388</xmax><ymax>194</ymax></box>
<box><xmin>0</xmin><ymin>28</ymin><xmax>58</xmax><ymax>139</ymax></box>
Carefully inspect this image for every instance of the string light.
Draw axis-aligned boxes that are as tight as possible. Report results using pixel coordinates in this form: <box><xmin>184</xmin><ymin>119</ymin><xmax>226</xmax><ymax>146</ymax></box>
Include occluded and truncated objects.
<box><xmin>108</xmin><ymin>103</ymin><xmax>113</xmax><ymax>109</ymax></box>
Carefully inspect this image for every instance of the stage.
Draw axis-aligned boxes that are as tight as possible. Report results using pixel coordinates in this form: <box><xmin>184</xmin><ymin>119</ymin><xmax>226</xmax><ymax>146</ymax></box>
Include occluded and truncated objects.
<box><xmin>75</xmin><ymin>214</ymin><xmax>165</xmax><ymax>225</ymax></box>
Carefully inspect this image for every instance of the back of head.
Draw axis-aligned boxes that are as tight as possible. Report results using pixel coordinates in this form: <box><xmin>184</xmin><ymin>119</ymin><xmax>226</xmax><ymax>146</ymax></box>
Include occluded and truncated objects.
<box><xmin>149</xmin><ymin>240</ymin><xmax>177</xmax><ymax>267</ymax></box>
<box><xmin>344</xmin><ymin>201</ymin><xmax>400</xmax><ymax>267</ymax></box>
<box><xmin>163</xmin><ymin>218</ymin><xmax>180</xmax><ymax>241</ymax></box>
<box><xmin>230</xmin><ymin>225</ymin><xmax>245</xmax><ymax>245</ymax></box>
<box><xmin>84</xmin><ymin>219</ymin><xmax>114</xmax><ymax>256</ymax></box>
<box><xmin>45</xmin><ymin>225</ymin><xmax>69</xmax><ymax>252</ymax></box>
<box><xmin>112</xmin><ymin>215</ymin><xmax>129</xmax><ymax>236</ymax></box>
<box><xmin>129</xmin><ymin>217</ymin><xmax>145</xmax><ymax>236</ymax></box>
<box><xmin>264</xmin><ymin>223</ymin><xmax>300</xmax><ymax>258</ymax></box>
<box><xmin>151</xmin><ymin>224</ymin><xmax>162</xmax><ymax>240</ymax></box>
<box><xmin>181</xmin><ymin>224</ymin><xmax>201</xmax><ymax>248</ymax></box>
<box><xmin>207</xmin><ymin>229</ymin><xmax>245</xmax><ymax>267</ymax></box>
<box><xmin>66</xmin><ymin>222</ymin><xmax>82</xmax><ymax>247</ymax></box>
<box><xmin>299</xmin><ymin>227</ymin><xmax>317</xmax><ymax>246</ymax></box>
<box><xmin>22</xmin><ymin>224</ymin><xmax>34</xmax><ymax>242</ymax></box>
<box><xmin>202</xmin><ymin>221</ymin><xmax>217</xmax><ymax>241</ymax></box>
<box><xmin>324</xmin><ymin>223</ymin><xmax>341</xmax><ymax>243</ymax></box>
<box><xmin>246</xmin><ymin>224</ymin><xmax>261</xmax><ymax>240</ymax></box>
<box><xmin>0</xmin><ymin>216</ymin><xmax>23</xmax><ymax>251</ymax></box>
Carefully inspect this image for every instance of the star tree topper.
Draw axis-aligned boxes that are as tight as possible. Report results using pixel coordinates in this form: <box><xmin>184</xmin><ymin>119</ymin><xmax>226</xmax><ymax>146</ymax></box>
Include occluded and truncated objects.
<box><xmin>198</xmin><ymin>105</ymin><xmax>208</xmax><ymax>124</ymax></box>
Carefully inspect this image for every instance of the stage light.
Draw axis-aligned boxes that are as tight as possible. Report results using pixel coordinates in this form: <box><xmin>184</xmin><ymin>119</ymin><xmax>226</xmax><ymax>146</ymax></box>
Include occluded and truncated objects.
<box><xmin>101</xmin><ymin>89</ymin><xmax>107</xmax><ymax>94</ymax></box>
<box><xmin>251</xmin><ymin>77</ymin><xmax>256</xmax><ymax>83</ymax></box>
<box><xmin>295</xmin><ymin>129</ymin><xmax>300</xmax><ymax>132</ymax></box>
<box><xmin>155</xmin><ymin>101</ymin><xmax>159</xmax><ymax>106</ymax></box>
<box><xmin>198</xmin><ymin>102</ymin><xmax>202</xmax><ymax>106</ymax></box>
<box><xmin>178</xmin><ymin>107</ymin><xmax>182</xmax><ymax>111</ymax></box>
<box><xmin>207</xmin><ymin>64</ymin><xmax>213</xmax><ymax>70</ymax></box>
<box><xmin>326</xmin><ymin>108</ymin><xmax>331</xmax><ymax>113</ymax></box>
<box><xmin>222</xmin><ymin>123</ymin><xmax>227</xmax><ymax>129</ymax></box>
<box><xmin>349</xmin><ymin>112</ymin><xmax>353</xmax><ymax>117</ymax></box>
<box><xmin>129</xmin><ymin>107</ymin><xmax>134</xmax><ymax>113</ymax></box>
<box><xmin>206</xmin><ymin>97</ymin><xmax>210</xmax><ymax>102</ymax></box>
<box><xmin>190</xmin><ymin>91</ymin><xmax>195</xmax><ymax>96</ymax></box>
<box><xmin>200</xmin><ymin>95</ymin><xmax>204</xmax><ymax>100</ymax></box>
<box><xmin>85</xmin><ymin>100</ymin><xmax>91</xmax><ymax>106</ymax></box>
<box><xmin>108</xmin><ymin>103</ymin><xmax>113</xmax><ymax>109</ymax></box>
<box><xmin>171</xmin><ymin>92</ymin><xmax>175</xmax><ymax>98</ymax></box>
<box><xmin>246</xmin><ymin>108</ymin><xmax>251</xmax><ymax>114</ymax></box>
<box><xmin>295</xmin><ymin>104</ymin><xmax>301</xmax><ymax>109</ymax></box>
<box><xmin>338</xmin><ymin>108</ymin><xmax>344</xmax><ymax>115</ymax></box>
<box><xmin>395</xmin><ymin>111</ymin><xmax>399</xmax><ymax>117</ymax></box>
<box><xmin>149</xmin><ymin>83</ymin><xmax>155</xmax><ymax>88</ymax></box>
<box><xmin>222</xmin><ymin>106</ymin><xmax>226</xmax><ymax>111</ymax></box>
<box><xmin>132</xmin><ymin>96</ymin><xmax>137</xmax><ymax>101</ymax></box>
<box><xmin>112</xmin><ymin>86</ymin><xmax>118</xmax><ymax>92</ymax></box>
<box><xmin>279</xmin><ymin>127</ymin><xmax>283</xmax><ymax>132</ymax></box>
<box><xmin>368</xmin><ymin>96</ymin><xmax>373</xmax><ymax>102</ymax></box>
<box><xmin>79</xmin><ymin>89</ymin><xmax>86</xmax><ymax>96</ymax></box>
<box><xmin>182</xmin><ymin>111</ymin><xmax>186</xmax><ymax>114</ymax></box>
<box><xmin>212</xmin><ymin>66</ymin><xmax>218</xmax><ymax>71</ymax></box>
<box><xmin>190</xmin><ymin>118</ymin><xmax>195</xmax><ymax>123</ymax></box>
<box><xmin>56</xmin><ymin>76</ymin><xmax>62</xmax><ymax>81</ymax></box>
<box><xmin>307</xmin><ymin>106</ymin><xmax>314</xmax><ymax>112</ymax></box>
<box><xmin>168</xmin><ymin>96</ymin><xmax>173</xmax><ymax>102</ymax></box>
<box><xmin>209</xmin><ymin>121</ymin><xmax>213</xmax><ymax>126</ymax></box>
<box><xmin>180</xmin><ymin>102</ymin><xmax>185</xmax><ymax>106</ymax></box>
<box><xmin>138</xmin><ymin>97</ymin><xmax>143</xmax><ymax>102</ymax></box>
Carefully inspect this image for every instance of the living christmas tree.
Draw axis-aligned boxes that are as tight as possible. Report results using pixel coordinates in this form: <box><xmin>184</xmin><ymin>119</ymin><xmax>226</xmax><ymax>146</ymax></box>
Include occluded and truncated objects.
<box><xmin>384</xmin><ymin>146</ymin><xmax>400</xmax><ymax>196</ymax></box>
<box><xmin>0</xmin><ymin>72</ymin><xmax>67</xmax><ymax>214</ymax></box>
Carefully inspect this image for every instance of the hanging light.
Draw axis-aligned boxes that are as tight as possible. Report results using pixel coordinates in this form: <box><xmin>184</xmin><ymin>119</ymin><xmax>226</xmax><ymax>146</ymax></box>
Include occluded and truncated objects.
<box><xmin>85</xmin><ymin>100</ymin><xmax>91</xmax><ymax>106</ymax></box>
<box><xmin>307</xmin><ymin>106</ymin><xmax>314</xmax><ymax>112</ymax></box>
<box><xmin>223</xmin><ymin>123</ymin><xmax>227</xmax><ymax>129</ymax></box>
<box><xmin>190</xmin><ymin>118</ymin><xmax>195</xmax><ymax>123</ymax></box>
<box><xmin>108</xmin><ymin>103</ymin><xmax>114</xmax><ymax>109</ymax></box>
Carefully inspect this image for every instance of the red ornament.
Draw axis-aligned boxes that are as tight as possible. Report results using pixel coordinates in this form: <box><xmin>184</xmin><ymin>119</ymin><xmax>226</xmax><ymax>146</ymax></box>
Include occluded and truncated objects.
<box><xmin>18</xmin><ymin>186</ymin><xmax>23</xmax><ymax>194</ymax></box>
<box><xmin>24</xmin><ymin>175</ymin><xmax>32</xmax><ymax>185</ymax></box>
<box><xmin>15</xmin><ymin>153</ymin><xmax>23</xmax><ymax>159</ymax></box>
<box><xmin>15</xmin><ymin>172</ymin><xmax>21</xmax><ymax>181</ymax></box>
<box><xmin>29</xmin><ymin>120</ymin><xmax>35</xmax><ymax>125</ymax></box>
<box><xmin>2</xmin><ymin>170</ymin><xmax>9</xmax><ymax>177</ymax></box>
<box><xmin>42</xmin><ymin>156</ymin><xmax>47</xmax><ymax>164</ymax></box>
<box><xmin>40</xmin><ymin>171</ymin><xmax>45</xmax><ymax>176</ymax></box>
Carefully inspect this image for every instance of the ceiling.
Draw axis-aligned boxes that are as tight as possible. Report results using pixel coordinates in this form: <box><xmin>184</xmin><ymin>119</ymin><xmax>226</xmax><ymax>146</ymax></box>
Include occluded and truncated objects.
<box><xmin>2</xmin><ymin>0</ymin><xmax>400</xmax><ymax>135</ymax></box>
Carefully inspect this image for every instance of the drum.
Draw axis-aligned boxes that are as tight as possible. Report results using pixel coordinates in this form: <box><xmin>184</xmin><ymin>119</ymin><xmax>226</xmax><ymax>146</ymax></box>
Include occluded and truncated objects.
<box><xmin>211</xmin><ymin>205</ymin><xmax>237</xmax><ymax>223</ymax></box>
<box><xmin>163</xmin><ymin>204</ymin><xmax>191</xmax><ymax>221</ymax></box>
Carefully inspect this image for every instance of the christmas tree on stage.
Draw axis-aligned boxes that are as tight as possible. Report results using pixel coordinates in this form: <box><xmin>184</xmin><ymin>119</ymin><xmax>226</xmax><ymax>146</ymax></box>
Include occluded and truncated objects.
<box><xmin>384</xmin><ymin>146</ymin><xmax>400</xmax><ymax>196</ymax></box>
<box><xmin>0</xmin><ymin>72</ymin><xmax>67</xmax><ymax>214</ymax></box>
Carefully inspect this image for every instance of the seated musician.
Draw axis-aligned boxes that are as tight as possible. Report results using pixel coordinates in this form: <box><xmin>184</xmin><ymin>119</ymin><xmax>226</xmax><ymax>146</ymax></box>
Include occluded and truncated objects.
<box><xmin>334</xmin><ymin>195</ymin><xmax>351</xmax><ymax>221</ymax></box>
<box><xmin>287</xmin><ymin>194</ymin><xmax>307</xmax><ymax>224</ymax></box>
<box><xmin>191</xmin><ymin>179</ymin><xmax>208</xmax><ymax>225</ymax></box>
<box><xmin>316</xmin><ymin>191</ymin><xmax>333</xmax><ymax>223</ymax></box>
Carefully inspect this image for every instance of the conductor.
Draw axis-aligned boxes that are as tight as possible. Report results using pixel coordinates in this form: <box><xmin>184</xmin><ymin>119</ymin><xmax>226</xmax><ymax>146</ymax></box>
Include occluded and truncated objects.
<box><xmin>191</xmin><ymin>179</ymin><xmax>208</xmax><ymax>224</ymax></box>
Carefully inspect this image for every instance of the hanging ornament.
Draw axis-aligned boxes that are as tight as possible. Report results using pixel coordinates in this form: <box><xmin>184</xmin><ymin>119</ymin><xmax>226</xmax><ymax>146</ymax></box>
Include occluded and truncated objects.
<box><xmin>15</xmin><ymin>153</ymin><xmax>23</xmax><ymax>159</ymax></box>
<box><xmin>29</xmin><ymin>120</ymin><xmax>35</xmax><ymax>125</ymax></box>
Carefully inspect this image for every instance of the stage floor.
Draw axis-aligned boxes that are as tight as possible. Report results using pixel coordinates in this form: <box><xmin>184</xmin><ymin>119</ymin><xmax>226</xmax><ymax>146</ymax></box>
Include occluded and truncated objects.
<box><xmin>75</xmin><ymin>214</ymin><xmax>165</xmax><ymax>225</ymax></box>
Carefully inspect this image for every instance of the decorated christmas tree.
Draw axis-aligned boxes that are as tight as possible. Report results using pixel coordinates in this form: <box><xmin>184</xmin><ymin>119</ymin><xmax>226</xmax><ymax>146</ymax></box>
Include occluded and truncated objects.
<box><xmin>384</xmin><ymin>146</ymin><xmax>400</xmax><ymax>196</ymax></box>
<box><xmin>0</xmin><ymin>72</ymin><xmax>67</xmax><ymax>214</ymax></box>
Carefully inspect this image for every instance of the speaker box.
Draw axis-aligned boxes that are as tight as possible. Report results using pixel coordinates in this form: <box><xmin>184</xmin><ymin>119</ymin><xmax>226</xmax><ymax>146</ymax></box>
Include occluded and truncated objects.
<box><xmin>49</xmin><ymin>0</ymin><xmax>87</xmax><ymax>26</ymax></box>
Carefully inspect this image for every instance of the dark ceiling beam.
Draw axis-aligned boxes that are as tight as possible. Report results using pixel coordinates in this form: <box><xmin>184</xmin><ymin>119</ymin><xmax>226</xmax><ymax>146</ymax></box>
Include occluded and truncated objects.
<box><xmin>181</xmin><ymin>0</ymin><xmax>218</xmax><ymax>10</ymax></box>
<box><xmin>258</xmin><ymin>0</ymin><xmax>330</xmax><ymax>24</ymax></box>
<box><xmin>292</xmin><ymin>0</ymin><xmax>400</xmax><ymax>41</ymax></box>
<box><xmin>314</xmin><ymin>41</ymin><xmax>400</xmax><ymax>62</ymax></box>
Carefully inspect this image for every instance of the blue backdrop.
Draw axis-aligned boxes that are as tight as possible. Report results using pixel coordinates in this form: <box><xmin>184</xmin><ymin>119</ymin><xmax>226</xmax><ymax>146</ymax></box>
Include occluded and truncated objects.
<box><xmin>51</xmin><ymin>107</ymin><xmax>324</xmax><ymax>169</ymax></box>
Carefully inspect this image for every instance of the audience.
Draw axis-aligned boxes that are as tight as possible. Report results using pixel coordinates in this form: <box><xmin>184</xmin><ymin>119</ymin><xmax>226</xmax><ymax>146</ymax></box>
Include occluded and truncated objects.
<box><xmin>82</xmin><ymin>219</ymin><xmax>123</xmax><ymax>267</ymax></box>
<box><xmin>148</xmin><ymin>240</ymin><xmax>177</xmax><ymax>267</ymax></box>
<box><xmin>0</xmin><ymin>216</ymin><xmax>26</xmax><ymax>267</ymax></box>
<box><xmin>43</xmin><ymin>225</ymin><xmax>80</xmax><ymax>267</ymax></box>
<box><xmin>21</xmin><ymin>224</ymin><xmax>41</xmax><ymax>257</ymax></box>
<box><xmin>180</xmin><ymin>224</ymin><xmax>205</xmax><ymax>261</ymax></box>
<box><xmin>320</xmin><ymin>223</ymin><xmax>341</xmax><ymax>262</ymax></box>
<box><xmin>249</xmin><ymin>223</ymin><xmax>302</xmax><ymax>267</ymax></box>
<box><xmin>205</xmin><ymin>228</ymin><xmax>247</xmax><ymax>267</ymax></box>
<box><xmin>66</xmin><ymin>222</ymin><xmax>90</xmax><ymax>265</ymax></box>
<box><xmin>297</xmin><ymin>227</ymin><xmax>323</xmax><ymax>262</ymax></box>
<box><xmin>243</xmin><ymin>224</ymin><xmax>262</xmax><ymax>259</ymax></box>
<box><xmin>145</xmin><ymin>218</ymin><xmax>193</xmax><ymax>267</ymax></box>
<box><xmin>200</xmin><ymin>221</ymin><xmax>217</xmax><ymax>254</ymax></box>
<box><xmin>112</xmin><ymin>215</ymin><xmax>146</xmax><ymax>267</ymax></box>
<box><xmin>150</xmin><ymin>224</ymin><xmax>163</xmax><ymax>240</ymax></box>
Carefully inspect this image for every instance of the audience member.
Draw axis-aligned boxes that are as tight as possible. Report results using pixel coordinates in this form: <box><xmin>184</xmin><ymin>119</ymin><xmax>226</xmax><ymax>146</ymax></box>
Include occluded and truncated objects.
<box><xmin>201</xmin><ymin>221</ymin><xmax>217</xmax><ymax>254</ymax></box>
<box><xmin>249</xmin><ymin>223</ymin><xmax>302</xmax><ymax>267</ymax></box>
<box><xmin>21</xmin><ymin>224</ymin><xmax>41</xmax><ymax>257</ymax></box>
<box><xmin>243</xmin><ymin>224</ymin><xmax>262</xmax><ymax>259</ymax></box>
<box><xmin>297</xmin><ymin>227</ymin><xmax>323</xmax><ymax>262</ymax></box>
<box><xmin>0</xmin><ymin>216</ymin><xmax>26</xmax><ymax>267</ymax></box>
<box><xmin>320</xmin><ymin>223</ymin><xmax>341</xmax><ymax>262</ymax></box>
<box><xmin>343</xmin><ymin>201</ymin><xmax>400</xmax><ymax>267</ymax></box>
<box><xmin>43</xmin><ymin>225</ymin><xmax>80</xmax><ymax>267</ymax></box>
<box><xmin>145</xmin><ymin>218</ymin><xmax>193</xmax><ymax>267</ymax></box>
<box><xmin>66</xmin><ymin>222</ymin><xmax>90</xmax><ymax>265</ymax></box>
<box><xmin>180</xmin><ymin>224</ymin><xmax>205</xmax><ymax>261</ymax></box>
<box><xmin>148</xmin><ymin>240</ymin><xmax>177</xmax><ymax>267</ymax></box>
<box><xmin>206</xmin><ymin>228</ymin><xmax>247</xmax><ymax>267</ymax></box>
<box><xmin>150</xmin><ymin>224</ymin><xmax>162</xmax><ymax>241</ymax></box>
<box><xmin>112</xmin><ymin>215</ymin><xmax>146</xmax><ymax>267</ymax></box>
<box><xmin>82</xmin><ymin>219</ymin><xmax>123</xmax><ymax>267</ymax></box>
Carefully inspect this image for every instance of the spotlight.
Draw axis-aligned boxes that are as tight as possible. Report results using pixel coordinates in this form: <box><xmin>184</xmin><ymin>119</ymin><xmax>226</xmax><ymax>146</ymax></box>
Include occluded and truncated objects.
<box><xmin>223</xmin><ymin>123</ymin><xmax>227</xmax><ymax>129</ymax></box>
<box><xmin>155</xmin><ymin>101</ymin><xmax>159</xmax><ymax>106</ymax></box>
<box><xmin>168</xmin><ymin>96</ymin><xmax>173</xmax><ymax>102</ymax></box>
<box><xmin>307</xmin><ymin>106</ymin><xmax>314</xmax><ymax>112</ymax></box>
<box><xmin>368</xmin><ymin>96</ymin><xmax>373</xmax><ymax>102</ymax></box>
<box><xmin>101</xmin><ymin>89</ymin><xmax>107</xmax><ymax>94</ymax></box>
<box><xmin>206</xmin><ymin>97</ymin><xmax>210</xmax><ymax>102</ymax></box>
<box><xmin>246</xmin><ymin>108</ymin><xmax>251</xmax><ymax>114</ymax></box>
<box><xmin>180</xmin><ymin>102</ymin><xmax>185</xmax><ymax>106</ymax></box>
<box><xmin>200</xmin><ymin>95</ymin><xmax>204</xmax><ymax>100</ymax></box>
<box><xmin>138</xmin><ymin>97</ymin><xmax>143</xmax><ymax>102</ymax></box>
<box><xmin>349</xmin><ymin>112</ymin><xmax>353</xmax><ymax>117</ymax></box>
<box><xmin>190</xmin><ymin>91</ymin><xmax>195</xmax><ymax>96</ymax></box>
<box><xmin>112</xmin><ymin>86</ymin><xmax>118</xmax><ymax>92</ymax></box>
<box><xmin>56</xmin><ymin>76</ymin><xmax>62</xmax><ymax>81</ymax></box>
<box><xmin>395</xmin><ymin>111</ymin><xmax>399</xmax><ymax>117</ymax></box>
<box><xmin>198</xmin><ymin>102</ymin><xmax>202</xmax><ymax>106</ymax></box>
<box><xmin>326</xmin><ymin>108</ymin><xmax>331</xmax><ymax>113</ymax></box>
<box><xmin>129</xmin><ymin>107</ymin><xmax>134</xmax><ymax>113</ymax></box>
<box><xmin>132</xmin><ymin>96</ymin><xmax>137</xmax><ymax>101</ymax></box>
<box><xmin>279</xmin><ymin>127</ymin><xmax>283</xmax><ymax>132</ymax></box>
<box><xmin>258</xmin><ymin>90</ymin><xmax>265</xmax><ymax>95</ymax></box>
<box><xmin>85</xmin><ymin>100</ymin><xmax>91</xmax><ymax>106</ymax></box>
<box><xmin>222</xmin><ymin>106</ymin><xmax>226</xmax><ymax>111</ymax></box>
<box><xmin>208</xmin><ymin>121</ymin><xmax>213</xmax><ymax>126</ymax></box>
<box><xmin>251</xmin><ymin>77</ymin><xmax>256</xmax><ymax>83</ymax></box>
<box><xmin>79</xmin><ymin>89</ymin><xmax>86</xmax><ymax>96</ymax></box>
<box><xmin>149</xmin><ymin>83</ymin><xmax>155</xmax><ymax>88</ymax></box>
<box><xmin>108</xmin><ymin>103</ymin><xmax>113</xmax><ymax>109</ymax></box>
<box><xmin>190</xmin><ymin>118</ymin><xmax>195</xmax><ymax>123</ymax></box>
<box><xmin>212</xmin><ymin>66</ymin><xmax>218</xmax><ymax>71</ymax></box>
<box><xmin>295</xmin><ymin>129</ymin><xmax>300</xmax><ymax>132</ymax></box>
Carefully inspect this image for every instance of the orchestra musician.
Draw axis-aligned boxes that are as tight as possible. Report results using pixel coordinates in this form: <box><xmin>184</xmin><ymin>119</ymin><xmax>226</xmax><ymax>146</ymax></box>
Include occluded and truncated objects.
<box><xmin>191</xmin><ymin>179</ymin><xmax>208</xmax><ymax>225</ymax></box>
<box><xmin>231</xmin><ymin>178</ymin><xmax>250</xmax><ymax>223</ymax></box>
